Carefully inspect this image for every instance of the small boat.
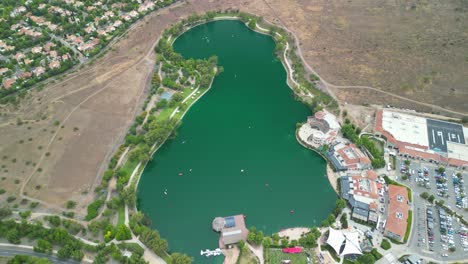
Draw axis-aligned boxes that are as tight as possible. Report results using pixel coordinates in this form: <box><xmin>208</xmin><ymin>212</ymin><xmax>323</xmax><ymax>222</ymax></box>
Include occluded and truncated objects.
<box><xmin>290</xmin><ymin>210</ymin><xmax>295</xmax><ymax>214</ymax></box>
<box><xmin>178</xmin><ymin>172</ymin><xmax>183</xmax><ymax>176</ymax></box>
<box><xmin>241</xmin><ymin>169</ymin><xmax>244</xmax><ymax>172</ymax></box>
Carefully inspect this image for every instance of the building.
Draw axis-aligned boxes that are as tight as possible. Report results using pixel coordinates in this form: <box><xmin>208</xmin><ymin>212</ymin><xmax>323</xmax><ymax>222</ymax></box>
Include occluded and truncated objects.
<box><xmin>2</xmin><ymin>77</ymin><xmax>16</xmax><ymax>89</ymax></box>
<box><xmin>329</xmin><ymin>143</ymin><xmax>371</xmax><ymax>171</ymax></box>
<box><xmin>212</xmin><ymin>215</ymin><xmax>248</xmax><ymax>248</ymax></box>
<box><xmin>298</xmin><ymin>110</ymin><xmax>340</xmax><ymax>147</ymax></box>
<box><xmin>326</xmin><ymin>227</ymin><xmax>362</xmax><ymax>257</ymax></box>
<box><xmin>384</xmin><ymin>184</ymin><xmax>409</xmax><ymax>242</ymax></box>
<box><xmin>340</xmin><ymin>170</ymin><xmax>381</xmax><ymax>224</ymax></box>
<box><xmin>375</xmin><ymin>109</ymin><xmax>468</xmax><ymax>168</ymax></box>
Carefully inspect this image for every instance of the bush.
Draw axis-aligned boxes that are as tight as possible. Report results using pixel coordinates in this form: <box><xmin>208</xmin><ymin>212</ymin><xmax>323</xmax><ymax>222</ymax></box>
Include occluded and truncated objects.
<box><xmin>380</xmin><ymin>239</ymin><xmax>391</xmax><ymax>250</ymax></box>
<box><xmin>85</xmin><ymin>199</ymin><xmax>104</xmax><ymax>221</ymax></box>
<box><xmin>115</xmin><ymin>225</ymin><xmax>132</xmax><ymax>241</ymax></box>
<box><xmin>66</xmin><ymin>201</ymin><xmax>76</xmax><ymax>209</ymax></box>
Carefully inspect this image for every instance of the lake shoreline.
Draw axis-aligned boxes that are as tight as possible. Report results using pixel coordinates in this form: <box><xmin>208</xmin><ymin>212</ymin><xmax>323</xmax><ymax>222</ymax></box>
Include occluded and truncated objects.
<box><xmin>134</xmin><ymin>16</ymin><xmax>337</xmax><ymax>263</ymax></box>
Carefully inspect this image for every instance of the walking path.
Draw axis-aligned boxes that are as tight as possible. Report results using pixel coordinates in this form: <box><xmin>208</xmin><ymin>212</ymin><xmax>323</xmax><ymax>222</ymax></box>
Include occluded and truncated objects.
<box><xmin>246</xmin><ymin>243</ymin><xmax>264</xmax><ymax>264</ymax></box>
<box><xmin>260</xmin><ymin>1</ymin><xmax>467</xmax><ymax>117</ymax></box>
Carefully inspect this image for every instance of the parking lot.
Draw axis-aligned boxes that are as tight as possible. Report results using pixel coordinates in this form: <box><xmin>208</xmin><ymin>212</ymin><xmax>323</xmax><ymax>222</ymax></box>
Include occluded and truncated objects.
<box><xmin>396</xmin><ymin>156</ymin><xmax>468</xmax><ymax>258</ymax></box>
<box><xmin>396</xmin><ymin>158</ymin><xmax>468</xmax><ymax>217</ymax></box>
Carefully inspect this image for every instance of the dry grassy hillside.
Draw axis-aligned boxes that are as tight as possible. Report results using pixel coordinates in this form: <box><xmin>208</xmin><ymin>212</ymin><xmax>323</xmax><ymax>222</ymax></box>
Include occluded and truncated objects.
<box><xmin>252</xmin><ymin>0</ymin><xmax>468</xmax><ymax>113</ymax></box>
<box><xmin>0</xmin><ymin>0</ymin><xmax>466</xmax><ymax>214</ymax></box>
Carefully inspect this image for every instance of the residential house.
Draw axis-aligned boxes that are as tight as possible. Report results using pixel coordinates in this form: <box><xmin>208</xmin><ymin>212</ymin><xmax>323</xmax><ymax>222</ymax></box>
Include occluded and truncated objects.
<box><xmin>2</xmin><ymin>77</ymin><xmax>17</xmax><ymax>89</ymax></box>
<box><xmin>49</xmin><ymin>60</ymin><xmax>60</xmax><ymax>69</ymax></box>
<box><xmin>33</xmin><ymin>67</ymin><xmax>46</xmax><ymax>76</ymax></box>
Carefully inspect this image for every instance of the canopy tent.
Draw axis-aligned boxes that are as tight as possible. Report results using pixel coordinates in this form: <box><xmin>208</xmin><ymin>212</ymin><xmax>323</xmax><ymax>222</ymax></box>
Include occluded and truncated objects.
<box><xmin>340</xmin><ymin>231</ymin><xmax>362</xmax><ymax>256</ymax></box>
<box><xmin>326</xmin><ymin>228</ymin><xmax>345</xmax><ymax>255</ymax></box>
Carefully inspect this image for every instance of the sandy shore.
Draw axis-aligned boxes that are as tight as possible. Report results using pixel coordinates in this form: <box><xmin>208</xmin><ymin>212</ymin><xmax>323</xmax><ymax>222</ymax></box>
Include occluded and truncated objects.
<box><xmin>326</xmin><ymin>164</ymin><xmax>339</xmax><ymax>194</ymax></box>
<box><xmin>277</xmin><ymin>227</ymin><xmax>311</xmax><ymax>240</ymax></box>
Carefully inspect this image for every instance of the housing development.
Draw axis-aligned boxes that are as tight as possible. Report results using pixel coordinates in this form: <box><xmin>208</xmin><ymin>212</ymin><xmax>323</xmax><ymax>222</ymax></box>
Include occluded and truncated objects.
<box><xmin>0</xmin><ymin>0</ymin><xmax>171</xmax><ymax>100</ymax></box>
<box><xmin>0</xmin><ymin>1</ymin><xmax>466</xmax><ymax>264</ymax></box>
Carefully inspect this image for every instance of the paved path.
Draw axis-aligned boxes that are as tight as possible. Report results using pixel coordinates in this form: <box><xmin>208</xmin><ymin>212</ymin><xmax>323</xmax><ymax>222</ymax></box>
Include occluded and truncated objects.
<box><xmin>246</xmin><ymin>243</ymin><xmax>264</xmax><ymax>264</ymax></box>
<box><xmin>0</xmin><ymin>243</ymin><xmax>92</xmax><ymax>263</ymax></box>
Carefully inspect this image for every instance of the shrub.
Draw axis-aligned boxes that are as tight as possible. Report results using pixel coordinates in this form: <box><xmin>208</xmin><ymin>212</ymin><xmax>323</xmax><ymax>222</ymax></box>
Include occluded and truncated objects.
<box><xmin>115</xmin><ymin>224</ymin><xmax>132</xmax><ymax>241</ymax></box>
<box><xmin>6</xmin><ymin>196</ymin><xmax>16</xmax><ymax>203</ymax></box>
<box><xmin>66</xmin><ymin>200</ymin><xmax>76</xmax><ymax>209</ymax></box>
<box><xmin>85</xmin><ymin>199</ymin><xmax>104</xmax><ymax>221</ymax></box>
<box><xmin>380</xmin><ymin>239</ymin><xmax>391</xmax><ymax>250</ymax></box>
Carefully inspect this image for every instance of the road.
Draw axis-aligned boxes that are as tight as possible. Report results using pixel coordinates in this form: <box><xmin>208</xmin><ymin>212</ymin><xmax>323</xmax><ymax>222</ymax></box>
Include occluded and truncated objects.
<box><xmin>0</xmin><ymin>244</ymin><xmax>82</xmax><ymax>264</ymax></box>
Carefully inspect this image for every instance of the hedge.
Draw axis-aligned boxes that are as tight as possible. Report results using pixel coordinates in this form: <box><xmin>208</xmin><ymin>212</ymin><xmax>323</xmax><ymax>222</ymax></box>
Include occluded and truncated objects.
<box><xmin>404</xmin><ymin>210</ymin><xmax>412</xmax><ymax>243</ymax></box>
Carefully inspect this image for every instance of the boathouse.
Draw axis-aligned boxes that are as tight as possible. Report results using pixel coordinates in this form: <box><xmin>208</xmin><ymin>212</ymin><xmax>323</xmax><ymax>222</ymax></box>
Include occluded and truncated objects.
<box><xmin>212</xmin><ymin>215</ymin><xmax>248</xmax><ymax>248</ymax></box>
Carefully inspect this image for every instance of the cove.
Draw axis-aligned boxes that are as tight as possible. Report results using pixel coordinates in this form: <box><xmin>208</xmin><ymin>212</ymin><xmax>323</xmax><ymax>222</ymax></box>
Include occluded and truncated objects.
<box><xmin>137</xmin><ymin>20</ymin><xmax>336</xmax><ymax>263</ymax></box>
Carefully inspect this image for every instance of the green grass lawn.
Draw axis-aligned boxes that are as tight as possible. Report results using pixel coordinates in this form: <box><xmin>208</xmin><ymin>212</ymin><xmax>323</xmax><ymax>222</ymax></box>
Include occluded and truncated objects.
<box><xmin>117</xmin><ymin>206</ymin><xmax>125</xmax><ymax>226</ymax></box>
<box><xmin>158</xmin><ymin>107</ymin><xmax>176</xmax><ymax>121</ymax></box>
<box><xmin>267</xmin><ymin>248</ymin><xmax>314</xmax><ymax>264</ymax></box>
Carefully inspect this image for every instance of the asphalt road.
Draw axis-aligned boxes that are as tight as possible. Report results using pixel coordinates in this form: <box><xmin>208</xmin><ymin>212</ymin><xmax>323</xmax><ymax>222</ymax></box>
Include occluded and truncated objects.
<box><xmin>0</xmin><ymin>245</ymin><xmax>80</xmax><ymax>264</ymax></box>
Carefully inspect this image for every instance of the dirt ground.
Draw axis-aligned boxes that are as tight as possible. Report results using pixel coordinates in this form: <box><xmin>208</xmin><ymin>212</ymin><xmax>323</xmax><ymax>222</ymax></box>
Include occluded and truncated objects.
<box><xmin>0</xmin><ymin>0</ymin><xmax>466</xmax><ymax>214</ymax></box>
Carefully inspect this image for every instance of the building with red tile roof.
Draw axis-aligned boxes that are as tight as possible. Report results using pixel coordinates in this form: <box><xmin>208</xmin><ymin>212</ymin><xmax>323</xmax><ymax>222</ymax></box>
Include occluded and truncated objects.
<box><xmin>385</xmin><ymin>184</ymin><xmax>409</xmax><ymax>242</ymax></box>
<box><xmin>2</xmin><ymin>78</ymin><xmax>17</xmax><ymax>89</ymax></box>
<box><xmin>330</xmin><ymin>143</ymin><xmax>371</xmax><ymax>171</ymax></box>
<box><xmin>375</xmin><ymin>109</ymin><xmax>468</xmax><ymax>168</ymax></box>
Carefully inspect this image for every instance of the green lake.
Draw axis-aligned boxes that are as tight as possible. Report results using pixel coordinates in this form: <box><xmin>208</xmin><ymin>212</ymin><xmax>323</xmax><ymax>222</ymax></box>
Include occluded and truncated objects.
<box><xmin>137</xmin><ymin>20</ymin><xmax>336</xmax><ymax>263</ymax></box>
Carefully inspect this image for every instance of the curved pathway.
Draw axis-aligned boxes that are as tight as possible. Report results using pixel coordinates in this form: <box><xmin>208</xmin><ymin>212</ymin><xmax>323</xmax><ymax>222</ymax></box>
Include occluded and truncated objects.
<box><xmin>260</xmin><ymin>0</ymin><xmax>467</xmax><ymax>117</ymax></box>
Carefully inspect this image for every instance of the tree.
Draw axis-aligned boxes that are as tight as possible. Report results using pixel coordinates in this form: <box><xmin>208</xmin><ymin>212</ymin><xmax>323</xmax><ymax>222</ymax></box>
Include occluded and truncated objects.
<box><xmin>115</xmin><ymin>225</ymin><xmax>132</xmax><ymax>241</ymax></box>
<box><xmin>326</xmin><ymin>214</ymin><xmax>336</xmax><ymax>225</ymax></box>
<box><xmin>0</xmin><ymin>207</ymin><xmax>12</xmax><ymax>220</ymax></box>
<box><xmin>420</xmin><ymin>192</ymin><xmax>429</xmax><ymax>199</ymax></box>
<box><xmin>356</xmin><ymin>253</ymin><xmax>376</xmax><ymax>264</ymax></box>
<box><xmin>248</xmin><ymin>19</ymin><xmax>256</xmax><ymax>29</ymax></box>
<box><xmin>262</xmin><ymin>237</ymin><xmax>271</xmax><ymax>248</ymax></box>
<box><xmin>380</xmin><ymin>239</ymin><xmax>391</xmax><ymax>250</ymax></box>
<box><xmin>437</xmin><ymin>167</ymin><xmax>446</xmax><ymax>174</ymax></box>
<box><xmin>428</xmin><ymin>195</ymin><xmax>435</xmax><ymax>203</ymax></box>
<box><xmin>46</xmin><ymin>215</ymin><xmax>61</xmax><ymax>227</ymax></box>
<box><xmin>7</xmin><ymin>255</ymin><xmax>51</xmax><ymax>264</ymax></box>
<box><xmin>404</xmin><ymin>160</ymin><xmax>411</xmax><ymax>166</ymax></box>
<box><xmin>6</xmin><ymin>229</ymin><xmax>20</xmax><ymax>244</ymax></box>
<box><xmin>170</xmin><ymin>253</ymin><xmax>193</xmax><ymax>264</ymax></box>
<box><xmin>156</xmin><ymin>99</ymin><xmax>168</xmax><ymax>110</ymax></box>
<box><xmin>280</xmin><ymin>238</ymin><xmax>289</xmax><ymax>248</ymax></box>
<box><xmin>290</xmin><ymin>239</ymin><xmax>298</xmax><ymax>247</ymax></box>
<box><xmin>254</xmin><ymin>231</ymin><xmax>264</xmax><ymax>245</ymax></box>
<box><xmin>340</xmin><ymin>213</ymin><xmax>348</xmax><ymax>229</ymax></box>
<box><xmin>34</xmin><ymin>239</ymin><xmax>52</xmax><ymax>254</ymax></box>
<box><xmin>19</xmin><ymin>210</ymin><xmax>31</xmax><ymax>219</ymax></box>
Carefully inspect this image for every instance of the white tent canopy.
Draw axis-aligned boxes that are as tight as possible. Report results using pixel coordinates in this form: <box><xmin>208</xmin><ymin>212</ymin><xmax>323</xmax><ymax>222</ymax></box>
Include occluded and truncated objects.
<box><xmin>327</xmin><ymin>228</ymin><xmax>362</xmax><ymax>257</ymax></box>
<box><xmin>326</xmin><ymin>228</ymin><xmax>345</xmax><ymax>254</ymax></box>
<box><xmin>341</xmin><ymin>231</ymin><xmax>362</xmax><ymax>256</ymax></box>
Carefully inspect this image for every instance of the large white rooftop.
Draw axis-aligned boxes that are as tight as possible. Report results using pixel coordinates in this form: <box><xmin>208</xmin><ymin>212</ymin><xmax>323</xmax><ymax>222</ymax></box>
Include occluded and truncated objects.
<box><xmin>381</xmin><ymin>110</ymin><xmax>429</xmax><ymax>147</ymax></box>
<box><xmin>447</xmin><ymin>142</ymin><xmax>468</xmax><ymax>162</ymax></box>
<box><xmin>322</xmin><ymin>109</ymin><xmax>341</xmax><ymax>130</ymax></box>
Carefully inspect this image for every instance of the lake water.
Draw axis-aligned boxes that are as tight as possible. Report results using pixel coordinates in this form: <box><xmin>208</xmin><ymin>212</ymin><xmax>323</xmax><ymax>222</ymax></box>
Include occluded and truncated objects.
<box><xmin>138</xmin><ymin>20</ymin><xmax>336</xmax><ymax>263</ymax></box>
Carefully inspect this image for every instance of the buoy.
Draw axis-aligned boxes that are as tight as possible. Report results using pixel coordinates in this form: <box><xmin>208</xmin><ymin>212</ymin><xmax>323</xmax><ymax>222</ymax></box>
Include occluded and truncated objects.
<box><xmin>179</xmin><ymin>172</ymin><xmax>183</xmax><ymax>176</ymax></box>
<box><xmin>189</xmin><ymin>169</ymin><xmax>192</xmax><ymax>172</ymax></box>
<box><xmin>241</xmin><ymin>169</ymin><xmax>244</xmax><ymax>172</ymax></box>
<box><xmin>290</xmin><ymin>210</ymin><xmax>295</xmax><ymax>214</ymax></box>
